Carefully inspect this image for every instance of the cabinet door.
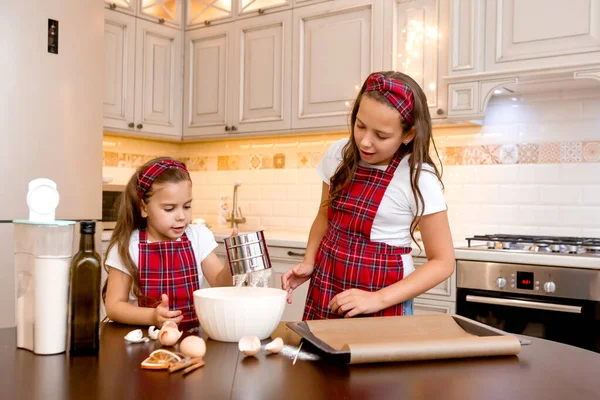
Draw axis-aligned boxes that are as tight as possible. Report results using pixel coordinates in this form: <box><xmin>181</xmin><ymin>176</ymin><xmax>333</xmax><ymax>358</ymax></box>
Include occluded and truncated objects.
<box><xmin>105</xmin><ymin>0</ymin><xmax>137</xmax><ymax>14</ymax></box>
<box><xmin>485</xmin><ymin>0</ymin><xmax>600</xmax><ymax>72</ymax></box>
<box><xmin>413</xmin><ymin>257</ymin><xmax>456</xmax><ymax>301</ymax></box>
<box><xmin>139</xmin><ymin>0</ymin><xmax>182</xmax><ymax>27</ymax></box>
<box><xmin>104</xmin><ymin>10</ymin><xmax>136</xmax><ymax>131</ymax></box>
<box><xmin>413</xmin><ymin>298</ymin><xmax>456</xmax><ymax>315</ymax></box>
<box><xmin>184</xmin><ymin>23</ymin><xmax>234</xmax><ymax>137</ymax></box>
<box><xmin>134</xmin><ymin>19</ymin><xmax>183</xmax><ymax>137</ymax></box>
<box><xmin>292</xmin><ymin>0</ymin><xmax>384</xmax><ymax>129</ymax></box>
<box><xmin>187</xmin><ymin>0</ymin><xmax>234</xmax><ymax>28</ymax></box>
<box><xmin>231</xmin><ymin>11</ymin><xmax>292</xmax><ymax>133</ymax></box>
<box><xmin>393</xmin><ymin>0</ymin><xmax>449</xmax><ymax>119</ymax></box>
<box><xmin>448</xmin><ymin>0</ymin><xmax>485</xmax><ymax>76</ymax></box>
<box><xmin>236</xmin><ymin>0</ymin><xmax>291</xmax><ymax>17</ymax></box>
<box><xmin>270</xmin><ymin>258</ymin><xmax>309</xmax><ymax>322</ymax></box>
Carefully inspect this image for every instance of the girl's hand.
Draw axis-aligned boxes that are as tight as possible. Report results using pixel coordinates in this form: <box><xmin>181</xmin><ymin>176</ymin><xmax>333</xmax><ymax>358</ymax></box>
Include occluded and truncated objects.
<box><xmin>281</xmin><ymin>262</ymin><xmax>314</xmax><ymax>304</ymax></box>
<box><xmin>154</xmin><ymin>294</ymin><xmax>183</xmax><ymax>326</ymax></box>
<box><xmin>328</xmin><ymin>289</ymin><xmax>385</xmax><ymax>318</ymax></box>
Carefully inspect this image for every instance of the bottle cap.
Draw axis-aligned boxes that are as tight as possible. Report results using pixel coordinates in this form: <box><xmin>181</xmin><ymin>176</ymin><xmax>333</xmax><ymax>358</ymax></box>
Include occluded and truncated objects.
<box><xmin>80</xmin><ymin>221</ymin><xmax>96</xmax><ymax>234</ymax></box>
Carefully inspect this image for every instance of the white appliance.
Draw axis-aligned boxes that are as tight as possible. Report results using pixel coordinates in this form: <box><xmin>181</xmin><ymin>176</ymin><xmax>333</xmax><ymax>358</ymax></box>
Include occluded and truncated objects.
<box><xmin>0</xmin><ymin>0</ymin><xmax>104</xmax><ymax>328</ymax></box>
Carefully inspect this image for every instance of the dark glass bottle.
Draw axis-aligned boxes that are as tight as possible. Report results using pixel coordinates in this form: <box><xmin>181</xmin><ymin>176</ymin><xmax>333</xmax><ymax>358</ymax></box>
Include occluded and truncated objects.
<box><xmin>68</xmin><ymin>221</ymin><xmax>101</xmax><ymax>356</ymax></box>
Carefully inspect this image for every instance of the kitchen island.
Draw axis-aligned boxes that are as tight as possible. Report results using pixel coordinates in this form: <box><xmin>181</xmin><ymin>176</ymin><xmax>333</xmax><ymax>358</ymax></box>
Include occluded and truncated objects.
<box><xmin>1</xmin><ymin>322</ymin><xmax>600</xmax><ymax>400</ymax></box>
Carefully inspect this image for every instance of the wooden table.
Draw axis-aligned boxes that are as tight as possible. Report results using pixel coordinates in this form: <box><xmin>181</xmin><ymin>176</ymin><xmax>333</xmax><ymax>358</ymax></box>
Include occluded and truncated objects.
<box><xmin>2</xmin><ymin>322</ymin><xmax>600</xmax><ymax>400</ymax></box>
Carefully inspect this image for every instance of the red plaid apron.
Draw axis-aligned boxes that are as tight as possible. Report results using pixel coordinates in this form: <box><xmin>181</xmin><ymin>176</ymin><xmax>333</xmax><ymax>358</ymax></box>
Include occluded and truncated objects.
<box><xmin>138</xmin><ymin>229</ymin><xmax>200</xmax><ymax>323</ymax></box>
<box><xmin>303</xmin><ymin>151</ymin><xmax>412</xmax><ymax>320</ymax></box>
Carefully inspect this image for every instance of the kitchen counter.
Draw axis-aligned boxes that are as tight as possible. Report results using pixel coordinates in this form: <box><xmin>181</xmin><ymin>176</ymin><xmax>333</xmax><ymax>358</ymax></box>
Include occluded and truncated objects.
<box><xmin>2</xmin><ymin>322</ymin><xmax>600</xmax><ymax>400</ymax></box>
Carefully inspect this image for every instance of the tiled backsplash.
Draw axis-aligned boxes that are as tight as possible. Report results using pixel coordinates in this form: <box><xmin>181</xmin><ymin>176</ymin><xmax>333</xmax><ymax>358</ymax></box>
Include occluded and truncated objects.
<box><xmin>103</xmin><ymin>88</ymin><xmax>600</xmax><ymax>242</ymax></box>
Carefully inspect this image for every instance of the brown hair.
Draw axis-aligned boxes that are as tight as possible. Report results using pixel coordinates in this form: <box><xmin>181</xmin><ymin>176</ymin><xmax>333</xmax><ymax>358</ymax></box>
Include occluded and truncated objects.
<box><xmin>101</xmin><ymin>157</ymin><xmax>191</xmax><ymax>305</ymax></box>
<box><xmin>328</xmin><ymin>71</ymin><xmax>443</xmax><ymax>246</ymax></box>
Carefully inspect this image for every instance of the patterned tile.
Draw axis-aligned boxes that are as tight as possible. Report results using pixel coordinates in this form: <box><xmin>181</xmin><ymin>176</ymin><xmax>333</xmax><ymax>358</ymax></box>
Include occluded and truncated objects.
<box><xmin>463</xmin><ymin>147</ymin><xmax>495</xmax><ymax>165</ymax></box>
<box><xmin>517</xmin><ymin>144</ymin><xmax>539</xmax><ymax>164</ymax></box>
<box><xmin>261</xmin><ymin>155</ymin><xmax>273</xmax><ymax>169</ymax></box>
<box><xmin>273</xmin><ymin>153</ymin><xmax>285</xmax><ymax>169</ymax></box>
<box><xmin>103</xmin><ymin>151</ymin><xmax>118</xmax><ymax>167</ymax></box>
<box><xmin>480</xmin><ymin>145</ymin><xmax>501</xmax><ymax>164</ymax></box>
<box><xmin>538</xmin><ymin>143</ymin><xmax>560</xmax><ymax>164</ymax></box>
<box><xmin>498</xmin><ymin>144</ymin><xmax>519</xmax><ymax>164</ymax></box>
<box><xmin>297</xmin><ymin>152</ymin><xmax>311</xmax><ymax>168</ymax></box>
<box><xmin>442</xmin><ymin>147</ymin><xmax>463</xmax><ymax>165</ymax></box>
<box><xmin>583</xmin><ymin>141</ymin><xmax>600</xmax><ymax>162</ymax></box>
<box><xmin>180</xmin><ymin>156</ymin><xmax>208</xmax><ymax>171</ymax></box>
<box><xmin>249</xmin><ymin>154</ymin><xmax>262</xmax><ymax>170</ymax></box>
<box><xmin>217</xmin><ymin>155</ymin><xmax>240</xmax><ymax>171</ymax></box>
<box><xmin>560</xmin><ymin>141</ymin><xmax>582</xmax><ymax>163</ymax></box>
<box><xmin>310</xmin><ymin>152</ymin><xmax>323</xmax><ymax>167</ymax></box>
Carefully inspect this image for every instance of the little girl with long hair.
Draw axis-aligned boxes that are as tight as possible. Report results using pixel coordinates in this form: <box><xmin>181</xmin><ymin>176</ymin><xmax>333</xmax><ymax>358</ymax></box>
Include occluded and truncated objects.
<box><xmin>103</xmin><ymin>157</ymin><xmax>232</xmax><ymax>326</ymax></box>
<box><xmin>282</xmin><ymin>71</ymin><xmax>455</xmax><ymax>319</ymax></box>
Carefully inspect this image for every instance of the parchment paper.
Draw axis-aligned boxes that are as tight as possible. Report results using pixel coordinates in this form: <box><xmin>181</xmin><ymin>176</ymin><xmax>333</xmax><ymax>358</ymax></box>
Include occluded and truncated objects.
<box><xmin>306</xmin><ymin>314</ymin><xmax>521</xmax><ymax>364</ymax></box>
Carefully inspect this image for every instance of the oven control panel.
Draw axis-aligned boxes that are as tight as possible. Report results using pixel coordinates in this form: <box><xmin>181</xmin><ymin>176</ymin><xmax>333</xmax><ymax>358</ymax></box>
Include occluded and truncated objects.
<box><xmin>457</xmin><ymin>260</ymin><xmax>600</xmax><ymax>301</ymax></box>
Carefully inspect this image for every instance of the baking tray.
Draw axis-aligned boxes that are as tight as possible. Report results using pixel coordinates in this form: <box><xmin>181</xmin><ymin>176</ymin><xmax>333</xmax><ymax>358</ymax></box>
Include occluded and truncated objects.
<box><xmin>286</xmin><ymin>314</ymin><xmax>530</xmax><ymax>364</ymax></box>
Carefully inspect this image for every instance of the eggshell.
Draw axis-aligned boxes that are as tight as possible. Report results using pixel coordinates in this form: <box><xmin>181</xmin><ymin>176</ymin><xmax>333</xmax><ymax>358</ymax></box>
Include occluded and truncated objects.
<box><xmin>265</xmin><ymin>337</ymin><xmax>284</xmax><ymax>354</ymax></box>
<box><xmin>158</xmin><ymin>321</ymin><xmax>183</xmax><ymax>346</ymax></box>
<box><xmin>238</xmin><ymin>336</ymin><xmax>261</xmax><ymax>356</ymax></box>
<box><xmin>179</xmin><ymin>336</ymin><xmax>207</xmax><ymax>359</ymax></box>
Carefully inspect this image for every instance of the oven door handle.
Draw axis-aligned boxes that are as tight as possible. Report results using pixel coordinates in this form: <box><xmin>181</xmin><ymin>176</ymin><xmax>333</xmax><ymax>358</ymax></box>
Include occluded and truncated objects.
<box><xmin>465</xmin><ymin>295</ymin><xmax>582</xmax><ymax>314</ymax></box>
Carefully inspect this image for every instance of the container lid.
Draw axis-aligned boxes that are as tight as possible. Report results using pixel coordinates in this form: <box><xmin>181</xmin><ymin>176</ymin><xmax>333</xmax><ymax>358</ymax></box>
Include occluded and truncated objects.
<box><xmin>80</xmin><ymin>220</ymin><xmax>96</xmax><ymax>234</ymax></box>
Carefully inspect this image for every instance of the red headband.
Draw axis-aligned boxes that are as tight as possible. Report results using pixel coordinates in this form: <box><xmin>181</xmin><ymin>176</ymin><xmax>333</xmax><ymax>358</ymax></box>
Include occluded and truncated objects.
<box><xmin>137</xmin><ymin>159</ymin><xmax>189</xmax><ymax>199</ymax></box>
<box><xmin>364</xmin><ymin>73</ymin><xmax>415</xmax><ymax>125</ymax></box>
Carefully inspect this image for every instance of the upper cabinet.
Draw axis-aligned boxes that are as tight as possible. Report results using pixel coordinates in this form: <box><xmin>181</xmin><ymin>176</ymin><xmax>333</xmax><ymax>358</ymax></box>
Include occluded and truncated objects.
<box><xmin>292</xmin><ymin>0</ymin><xmax>383</xmax><ymax>130</ymax></box>
<box><xmin>184</xmin><ymin>11</ymin><xmax>292</xmax><ymax>138</ymax></box>
<box><xmin>484</xmin><ymin>0</ymin><xmax>600</xmax><ymax>72</ymax></box>
<box><xmin>446</xmin><ymin>0</ymin><xmax>600</xmax><ymax>119</ymax></box>
<box><xmin>103</xmin><ymin>9</ymin><xmax>183</xmax><ymax>138</ymax></box>
<box><xmin>186</xmin><ymin>0</ymin><xmax>293</xmax><ymax>29</ymax></box>
<box><xmin>388</xmin><ymin>0</ymin><xmax>449</xmax><ymax>120</ymax></box>
<box><xmin>106</xmin><ymin>0</ymin><xmax>183</xmax><ymax>27</ymax></box>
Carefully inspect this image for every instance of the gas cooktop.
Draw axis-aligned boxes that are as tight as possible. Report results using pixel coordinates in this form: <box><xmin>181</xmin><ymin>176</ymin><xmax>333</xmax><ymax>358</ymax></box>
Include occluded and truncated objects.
<box><xmin>463</xmin><ymin>234</ymin><xmax>600</xmax><ymax>256</ymax></box>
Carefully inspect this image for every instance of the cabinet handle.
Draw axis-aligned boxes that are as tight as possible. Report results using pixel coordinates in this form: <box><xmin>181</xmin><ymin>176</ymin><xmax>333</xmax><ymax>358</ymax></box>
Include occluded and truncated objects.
<box><xmin>109</xmin><ymin>3</ymin><xmax>117</xmax><ymax>10</ymax></box>
<box><xmin>204</xmin><ymin>20</ymin><xmax>211</xmax><ymax>26</ymax></box>
<box><xmin>436</xmin><ymin>108</ymin><xmax>444</xmax><ymax>115</ymax></box>
<box><xmin>225</xmin><ymin>126</ymin><xmax>231</xmax><ymax>132</ymax></box>
<box><xmin>258</xmin><ymin>8</ymin><xmax>265</xmax><ymax>15</ymax></box>
<box><xmin>158</xmin><ymin>18</ymin><xmax>165</xmax><ymax>24</ymax></box>
<box><xmin>136</xmin><ymin>123</ymin><xmax>143</xmax><ymax>129</ymax></box>
<box><xmin>231</xmin><ymin>125</ymin><xmax>237</xmax><ymax>132</ymax></box>
<box><xmin>287</xmin><ymin>251</ymin><xmax>306</xmax><ymax>258</ymax></box>
<box><xmin>128</xmin><ymin>122</ymin><xmax>134</xmax><ymax>128</ymax></box>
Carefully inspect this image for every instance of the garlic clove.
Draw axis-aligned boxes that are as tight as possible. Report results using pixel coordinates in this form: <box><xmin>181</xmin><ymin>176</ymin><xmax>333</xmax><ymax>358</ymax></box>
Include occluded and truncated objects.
<box><xmin>148</xmin><ymin>326</ymin><xmax>159</xmax><ymax>340</ymax></box>
<box><xmin>238</xmin><ymin>336</ymin><xmax>261</xmax><ymax>356</ymax></box>
<box><xmin>179</xmin><ymin>336</ymin><xmax>207</xmax><ymax>359</ymax></box>
<box><xmin>265</xmin><ymin>337</ymin><xmax>284</xmax><ymax>354</ymax></box>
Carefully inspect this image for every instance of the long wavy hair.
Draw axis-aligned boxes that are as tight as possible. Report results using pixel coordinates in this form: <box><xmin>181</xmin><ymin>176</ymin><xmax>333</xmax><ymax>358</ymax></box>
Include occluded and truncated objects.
<box><xmin>328</xmin><ymin>71</ymin><xmax>443</xmax><ymax>246</ymax></box>
<box><xmin>101</xmin><ymin>157</ymin><xmax>191</xmax><ymax>305</ymax></box>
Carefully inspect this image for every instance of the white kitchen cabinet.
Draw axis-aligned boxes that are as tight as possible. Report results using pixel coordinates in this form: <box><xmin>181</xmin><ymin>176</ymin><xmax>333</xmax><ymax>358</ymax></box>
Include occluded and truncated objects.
<box><xmin>237</xmin><ymin>0</ymin><xmax>292</xmax><ymax>17</ymax></box>
<box><xmin>413</xmin><ymin>256</ymin><xmax>456</xmax><ymax>302</ymax></box>
<box><xmin>291</xmin><ymin>0</ymin><xmax>384</xmax><ymax>130</ymax></box>
<box><xmin>106</xmin><ymin>0</ymin><xmax>183</xmax><ymax>27</ymax></box>
<box><xmin>104</xmin><ymin>10</ymin><xmax>183</xmax><ymax>138</ymax></box>
<box><xmin>184</xmin><ymin>11</ymin><xmax>292</xmax><ymax>138</ymax></box>
<box><xmin>484</xmin><ymin>0</ymin><xmax>600</xmax><ymax>73</ymax></box>
<box><xmin>184</xmin><ymin>23</ymin><xmax>233</xmax><ymax>136</ymax></box>
<box><xmin>414</xmin><ymin>298</ymin><xmax>456</xmax><ymax>315</ymax></box>
<box><xmin>447</xmin><ymin>0</ymin><xmax>485</xmax><ymax>76</ymax></box>
<box><xmin>389</xmin><ymin>0</ymin><xmax>449</xmax><ymax>119</ymax></box>
<box><xmin>187</xmin><ymin>0</ymin><xmax>234</xmax><ymax>28</ymax></box>
<box><xmin>104</xmin><ymin>10</ymin><xmax>137</xmax><ymax>131</ymax></box>
<box><xmin>135</xmin><ymin>19</ymin><xmax>183</xmax><ymax>137</ymax></box>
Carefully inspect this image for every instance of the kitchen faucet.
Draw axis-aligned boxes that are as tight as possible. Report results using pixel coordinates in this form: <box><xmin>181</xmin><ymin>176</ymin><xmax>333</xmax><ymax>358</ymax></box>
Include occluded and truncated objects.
<box><xmin>227</xmin><ymin>181</ymin><xmax>246</xmax><ymax>229</ymax></box>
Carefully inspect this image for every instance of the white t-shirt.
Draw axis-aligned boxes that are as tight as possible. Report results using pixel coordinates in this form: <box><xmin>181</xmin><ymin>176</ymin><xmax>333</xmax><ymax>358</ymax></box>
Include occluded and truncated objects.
<box><xmin>317</xmin><ymin>138</ymin><xmax>447</xmax><ymax>275</ymax></box>
<box><xmin>105</xmin><ymin>224</ymin><xmax>218</xmax><ymax>303</ymax></box>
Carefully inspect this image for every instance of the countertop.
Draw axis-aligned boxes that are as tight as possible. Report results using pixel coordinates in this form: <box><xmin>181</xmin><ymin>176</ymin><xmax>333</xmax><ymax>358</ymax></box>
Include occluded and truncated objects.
<box><xmin>2</xmin><ymin>322</ymin><xmax>600</xmax><ymax>400</ymax></box>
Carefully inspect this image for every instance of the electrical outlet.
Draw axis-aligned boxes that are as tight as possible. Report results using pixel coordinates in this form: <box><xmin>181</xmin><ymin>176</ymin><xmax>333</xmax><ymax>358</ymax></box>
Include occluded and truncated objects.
<box><xmin>48</xmin><ymin>19</ymin><xmax>58</xmax><ymax>54</ymax></box>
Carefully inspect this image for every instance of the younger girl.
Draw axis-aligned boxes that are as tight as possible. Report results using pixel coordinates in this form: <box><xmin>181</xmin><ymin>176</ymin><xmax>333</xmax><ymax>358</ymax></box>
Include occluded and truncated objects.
<box><xmin>282</xmin><ymin>71</ymin><xmax>455</xmax><ymax>320</ymax></box>
<box><xmin>103</xmin><ymin>157</ymin><xmax>232</xmax><ymax>327</ymax></box>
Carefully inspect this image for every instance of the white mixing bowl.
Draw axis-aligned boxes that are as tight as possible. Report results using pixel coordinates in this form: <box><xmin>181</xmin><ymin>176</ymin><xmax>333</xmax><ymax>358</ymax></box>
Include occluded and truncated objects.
<box><xmin>193</xmin><ymin>287</ymin><xmax>287</xmax><ymax>342</ymax></box>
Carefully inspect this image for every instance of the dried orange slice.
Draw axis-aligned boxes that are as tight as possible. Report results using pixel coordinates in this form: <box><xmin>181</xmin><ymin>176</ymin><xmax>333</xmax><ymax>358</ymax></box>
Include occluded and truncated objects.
<box><xmin>141</xmin><ymin>349</ymin><xmax>183</xmax><ymax>370</ymax></box>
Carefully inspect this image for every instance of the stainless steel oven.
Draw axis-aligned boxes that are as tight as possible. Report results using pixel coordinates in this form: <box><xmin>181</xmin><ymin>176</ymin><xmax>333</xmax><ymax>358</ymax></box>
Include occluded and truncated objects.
<box><xmin>456</xmin><ymin>260</ymin><xmax>600</xmax><ymax>353</ymax></box>
<box><xmin>102</xmin><ymin>184</ymin><xmax>125</xmax><ymax>230</ymax></box>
